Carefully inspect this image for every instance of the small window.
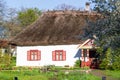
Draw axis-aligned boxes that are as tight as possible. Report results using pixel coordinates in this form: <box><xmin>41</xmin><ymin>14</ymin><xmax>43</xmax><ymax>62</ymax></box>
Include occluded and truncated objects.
<box><xmin>52</xmin><ymin>50</ymin><xmax>66</xmax><ymax>61</ymax></box>
<box><xmin>27</xmin><ymin>50</ymin><xmax>41</xmax><ymax>61</ymax></box>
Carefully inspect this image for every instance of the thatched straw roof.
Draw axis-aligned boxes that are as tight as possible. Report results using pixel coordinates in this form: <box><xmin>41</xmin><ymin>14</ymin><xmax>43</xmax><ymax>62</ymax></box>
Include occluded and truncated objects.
<box><xmin>10</xmin><ymin>10</ymin><xmax>100</xmax><ymax>46</ymax></box>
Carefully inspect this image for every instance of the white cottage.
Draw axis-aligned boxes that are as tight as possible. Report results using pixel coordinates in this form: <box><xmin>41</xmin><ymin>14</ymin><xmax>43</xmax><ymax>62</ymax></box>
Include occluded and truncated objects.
<box><xmin>10</xmin><ymin>10</ymin><xmax>100</xmax><ymax>68</ymax></box>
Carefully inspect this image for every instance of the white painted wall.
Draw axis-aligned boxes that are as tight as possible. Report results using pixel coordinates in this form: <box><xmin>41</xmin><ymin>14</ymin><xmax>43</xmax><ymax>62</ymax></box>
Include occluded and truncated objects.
<box><xmin>16</xmin><ymin>44</ymin><xmax>81</xmax><ymax>67</ymax></box>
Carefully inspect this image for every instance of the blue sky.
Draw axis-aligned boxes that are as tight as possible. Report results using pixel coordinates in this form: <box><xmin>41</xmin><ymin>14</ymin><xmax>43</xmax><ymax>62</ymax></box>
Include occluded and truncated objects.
<box><xmin>4</xmin><ymin>0</ymin><xmax>92</xmax><ymax>10</ymax></box>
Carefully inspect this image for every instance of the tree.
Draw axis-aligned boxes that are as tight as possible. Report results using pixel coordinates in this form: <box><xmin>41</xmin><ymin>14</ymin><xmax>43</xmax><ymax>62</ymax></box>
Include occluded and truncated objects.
<box><xmin>82</xmin><ymin>0</ymin><xmax>120</xmax><ymax>70</ymax></box>
<box><xmin>17</xmin><ymin>8</ymin><xmax>41</xmax><ymax>27</ymax></box>
<box><xmin>83</xmin><ymin>0</ymin><xmax>120</xmax><ymax>49</ymax></box>
<box><xmin>0</xmin><ymin>0</ymin><xmax>6</xmax><ymax>24</ymax></box>
<box><xmin>3</xmin><ymin>8</ymin><xmax>21</xmax><ymax>39</ymax></box>
<box><xmin>0</xmin><ymin>0</ymin><xmax>6</xmax><ymax>39</ymax></box>
<box><xmin>2</xmin><ymin>8</ymin><xmax>41</xmax><ymax>39</ymax></box>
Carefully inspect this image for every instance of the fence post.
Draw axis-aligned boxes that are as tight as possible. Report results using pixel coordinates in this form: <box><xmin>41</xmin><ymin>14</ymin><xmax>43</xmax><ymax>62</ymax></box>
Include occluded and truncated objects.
<box><xmin>102</xmin><ymin>76</ymin><xmax>106</xmax><ymax>80</ymax></box>
<box><xmin>14</xmin><ymin>77</ymin><xmax>18</xmax><ymax>80</ymax></box>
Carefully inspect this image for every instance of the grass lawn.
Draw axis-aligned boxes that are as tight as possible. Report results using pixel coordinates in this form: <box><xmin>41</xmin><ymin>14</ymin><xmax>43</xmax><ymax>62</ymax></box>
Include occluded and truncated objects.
<box><xmin>90</xmin><ymin>69</ymin><xmax>120</xmax><ymax>80</ymax></box>
<box><xmin>0</xmin><ymin>68</ymin><xmax>100</xmax><ymax>80</ymax></box>
<box><xmin>105</xmin><ymin>70</ymin><xmax>120</xmax><ymax>79</ymax></box>
<box><xmin>0</xmin><ymin>70</ymin><xmax>48</xmax><ymax>80</ymax></box>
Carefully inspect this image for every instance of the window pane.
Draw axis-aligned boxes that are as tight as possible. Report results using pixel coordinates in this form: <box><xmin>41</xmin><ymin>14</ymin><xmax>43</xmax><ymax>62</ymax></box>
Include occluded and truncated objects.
<box><xmin>28</xmin><ymin>50</ymin><xmax>41</xmax><ymax>61</ymax></box>
<box><xmin>54</xmin><ymin>50</ymin><xmax>65</xmax><ymax>61</ymax></box>
<box><xmin>34</xmin><ymin>52</ymin><xmax>37</xmax><ymax>60</ymax></box>
<box><xmin>31</xmin><ymin>52</ymin><xmax>34</xmax><ymax>60</ymax></box>
<box><xmin>59</xmin><ymin>52</ymin><xmax>63</xmax><ymax>61</ymax></box>
<box><xmin>31</xmin><ymin>52</ymin><xmax>37</xmax><ymax>60</ymax></box>
<box><xmin>56</xmin><ymin>52</ymin><xmax>59</xmax><ymax>61</ymax></box>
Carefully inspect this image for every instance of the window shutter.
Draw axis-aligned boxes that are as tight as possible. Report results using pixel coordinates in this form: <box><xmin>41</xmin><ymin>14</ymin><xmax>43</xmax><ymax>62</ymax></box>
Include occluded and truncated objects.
<box><xmin>62</xmin><ymin>51</ymin><xmax>66</xmax><ymax>61</ymax></box>
<box><xmin>27</xmin><ymin>51</ymin><xmax>30</xmax><ymax>61</ymax></box>
<box><xmin>37</xmin><ymin>50</ymin><xmax>41</xmax><ymax>60</ymax></box>
<box><xmin>52</xmin><ymin>51</ymin><xmax>56</xmax><ymax>61</ymax></box>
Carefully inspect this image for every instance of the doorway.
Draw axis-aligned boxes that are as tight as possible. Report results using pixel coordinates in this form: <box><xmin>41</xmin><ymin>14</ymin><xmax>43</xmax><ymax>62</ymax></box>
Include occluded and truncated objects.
<box><xmin>89</xmin><ymin>49</ymin><xmax>99</xmax><ymax>69</ymax></box>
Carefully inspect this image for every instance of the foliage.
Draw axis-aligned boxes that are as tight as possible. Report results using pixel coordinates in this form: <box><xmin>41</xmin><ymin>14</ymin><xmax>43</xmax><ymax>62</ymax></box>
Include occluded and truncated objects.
<box><xmin>11</xmin><ymin>56</ymin><xmax>16</xmax><ymax>66</ymax></box>
<box><xmin>91</xmin><ymin>0</ymin><xmax>118</xmax><ymax>13</ymax></box>
<box><xmin>1</xmin><ymin>8</ymin><xmax>41</xmax><ymax>39</ymax></box>
<box><xmin>51</xmin><ymin>71</ymin><xmax>100</xmax><ymax>80</ymax></box>
<box><xmin>0</xmin><ymin>69</ymin><xmax>100</xmax><ymax>80</ymax></box>
<box><xmin>82</xmin><ymin>0</ymin><xmax>120</xmax><ymax>70</ymax></box>
<box><xmin>99</xmin><ymin>48</ymin><xmax>112</xmax><ymax>69</ymax></box>
<box><xmin>0</xmin><ymin>70</ymin><xmax>48</xmax><ymax>80</ymax></box>
<box><xmin>0</xmin><ymin>48</ymin><xmax>12</xmax><ymax>70</ymax></box>
<box><xmin>0</xmin><ymin>0</ymin><xmax>21</xmax><ymax>39</ymax></box>
<box><xmin>111</xmin><ymin>48</ymin><xmax>120</xmax><ymax>70</ymax></box>
<box><xmin>3</xmin><ymin>8</ymin><xmax>22</xmax><ymax>38</ymax></box>
<box><xmin>17</xmin><ymin>8</ymin><xmax>41</xmax><ymax>27</ymax></box>
<box><xmin>74</xmin><ymin>59</ymin><xmax>81</xmax><ymax>67</ymax></box>
<box><xmin>91</xmin><ymin>0</ymin><xmax>120</xmax><ymax>49</ymax></box>
<box><xmin>105</xmin><ymin>70</ymin><xmax>120</xmax><ymax>79</ymax></box>
<box><xmin>2</xmin><ymin>69</ymin><xmax>120</xmax><ymax>80</ymax></box>
<box><xmin>0</xmin><ymin>0</ymin><xmax>41</xmax><ymax>39</ymax></box>
<box><xmin>40</xmin><ymin>65</ymin><xmax>56</xmax><ymax>73</ymax></box>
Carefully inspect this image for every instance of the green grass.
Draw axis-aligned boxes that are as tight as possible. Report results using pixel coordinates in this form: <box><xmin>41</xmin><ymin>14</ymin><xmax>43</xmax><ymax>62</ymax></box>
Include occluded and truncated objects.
<box><xmin>53</xmin><ymin>71</ymin><xmax>100</xmax><ymax>80</ymax></box>
<box><xmin>0</xmin><ymin>70</ymin><xmax>48</xmax><ymax>80</ymax></box>
<box><xmin>105</xmin><ymin>70</ymin><xmax>120</xmax><ymax>79</ymax></box>
<box><xmin>0</xmin><ymin>69</ymin><xmax>100</xmax><ymax>80</ymax></box>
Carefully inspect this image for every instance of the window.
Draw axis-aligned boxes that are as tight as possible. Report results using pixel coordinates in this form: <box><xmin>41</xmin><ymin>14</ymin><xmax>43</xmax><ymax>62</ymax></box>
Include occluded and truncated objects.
<box><xmin>52</xmin><ymin>50</ymin><xmax>66</xmax><ymax>61</ymax></box>
<box><xmin>27</xmin><ymin>50</ymin><xmax>41</xmax><ymax>61</ymax></box>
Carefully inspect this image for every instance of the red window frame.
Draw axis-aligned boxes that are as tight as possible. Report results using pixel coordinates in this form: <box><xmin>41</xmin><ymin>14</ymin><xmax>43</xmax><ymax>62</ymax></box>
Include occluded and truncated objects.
<box><xmin>52</xmin><ymin>50</ymin><xmax>66</xmax><ymax>61</ymax></box>
<box><xmin>27</xmin><ymin>50</ymin><xmax>41</xmax><ymax>61</ymax></box>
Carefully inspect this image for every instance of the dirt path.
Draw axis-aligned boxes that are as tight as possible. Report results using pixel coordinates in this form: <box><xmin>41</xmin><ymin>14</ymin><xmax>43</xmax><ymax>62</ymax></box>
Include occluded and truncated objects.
<box><xmin>90</xmin><ymin>69</ymin><xmax>119</xmax><ymax>80</ymax></box>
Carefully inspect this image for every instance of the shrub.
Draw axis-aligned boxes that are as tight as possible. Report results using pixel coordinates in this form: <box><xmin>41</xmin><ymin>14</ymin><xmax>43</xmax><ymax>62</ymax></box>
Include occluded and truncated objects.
<box><xmin>111</xmin><ymin>55</ymin><xmax>120</xmax><ymax>70</ymax></box>
<box><xmin>99</xmin><ymin>48</ymin><xmax>112</xmax><ymax>70</ymax></box>
<box><xmin>111</xmin><ymin>49</ymin><xmax>120</xmax><ymax>70</ymax></box>
<box><xmin>74</xmin><ymin>60</ymin><xmax>81</xmax><ymax>67</ymax></box>
<box><xmin>99</xmin><ymin>59</ymin><xmax>109</xmax><ymax>69</ymax></box>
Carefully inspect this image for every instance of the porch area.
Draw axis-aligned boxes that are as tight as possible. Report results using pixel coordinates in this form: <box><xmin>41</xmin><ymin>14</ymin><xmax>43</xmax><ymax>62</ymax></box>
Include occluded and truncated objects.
<box><xmin>80</xmin><ymin>49</ymin><xmax>100</xmax><ymax>69</ymax></box>
<box><xmin>78</xmin><ymin>39</ymin><xmax>100</xmax><ymax>69</ymax></box>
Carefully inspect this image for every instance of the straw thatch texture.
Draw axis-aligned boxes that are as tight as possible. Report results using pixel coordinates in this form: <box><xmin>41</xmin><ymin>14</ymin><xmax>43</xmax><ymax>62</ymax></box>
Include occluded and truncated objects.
<box><xmin>10</xmin><ymin>10</ymin><xmax>100</xmax><ymax>46</ymax></box>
